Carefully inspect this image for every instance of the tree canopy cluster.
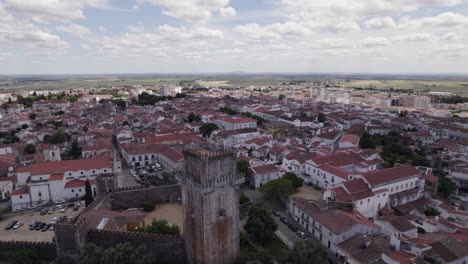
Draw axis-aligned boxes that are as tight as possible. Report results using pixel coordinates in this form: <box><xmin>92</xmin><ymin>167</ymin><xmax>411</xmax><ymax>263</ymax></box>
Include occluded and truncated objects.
<box><xmin>260</xmin><ymin>178</ymin><xmax>295</xmax><ymax>205</ymax></box>
<box><xmin>244</xmin><ymin>205</ymin><xmax>278</xmax><ymax>243</ymax></box>
<box><xmin>359</xmin><ymin>132</ymin><xmax>430</xmax><ymax>168</ymax></box>
<box><xmin>137</xmin><ymin>219</ymin><xmax>180</xmax><ymax>236</ymax></box>
<box><xmin>186</xmin><ymin>112</ymin><xmax>201</xmax><ymax>123</ymax></box>
<box><xmin>199</xmin><ymin>123</ymin><xmax>218</xmax><ymax>137</ymax></box>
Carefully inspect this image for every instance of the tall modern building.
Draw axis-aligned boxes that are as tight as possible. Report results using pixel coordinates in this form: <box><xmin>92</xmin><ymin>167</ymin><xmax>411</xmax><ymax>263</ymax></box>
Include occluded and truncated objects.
<box><xmin>180</xmin><ymin>144</ymin><xmax>244</xmax><ymax>264</ymax></box>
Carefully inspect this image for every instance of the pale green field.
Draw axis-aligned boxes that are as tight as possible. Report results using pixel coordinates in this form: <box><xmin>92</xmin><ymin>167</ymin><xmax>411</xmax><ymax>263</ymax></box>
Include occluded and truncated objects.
<box><xmin>0</xmin><ymin>75</ymin><xmax>467</xmax><ymax>96</ymax></box>
<box><xmin>340</xmin><ymin>79</ymin><xmax>468</xmax><ymax>96</ymax></box>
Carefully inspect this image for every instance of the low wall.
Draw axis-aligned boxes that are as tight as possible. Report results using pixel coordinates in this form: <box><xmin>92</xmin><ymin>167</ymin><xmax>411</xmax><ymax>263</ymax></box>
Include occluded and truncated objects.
<box><xmin>0</xmin><ymin>241</ymin><xmax>56</xmax><ymax>262</ymax></box>
<box><xmin>111</xmin><ymin>184</ymin><xmax>181</xmax><ymax>210</ymax></box>
<box><xmin>87</xmin><ymin>229</ymin><xmax>185</xmax><ymax>264</ymax></box>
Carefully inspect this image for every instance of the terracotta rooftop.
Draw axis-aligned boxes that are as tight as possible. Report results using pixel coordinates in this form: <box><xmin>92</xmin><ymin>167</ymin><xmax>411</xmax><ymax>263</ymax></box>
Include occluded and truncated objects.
<box><xmin>361</xmin><ymin>165</ymin><xmax>420</xmax><ymax>187</ymax></box>
<box><xmin>16</xmin><ymin>157</ymin><xmax>113</xmax><ymax>175</ymax></box>
<box><xmin>64</xmin><ymin>179</ymin><xmax>96</xmax><ymax>189</ymax></box>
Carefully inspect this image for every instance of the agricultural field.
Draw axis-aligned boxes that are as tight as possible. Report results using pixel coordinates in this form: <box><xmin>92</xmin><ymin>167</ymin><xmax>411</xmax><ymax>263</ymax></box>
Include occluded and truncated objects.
<box><xmin>339</xmin><ymin>79</ymin><xmax>468</xmax><ymax>96</ymax></box>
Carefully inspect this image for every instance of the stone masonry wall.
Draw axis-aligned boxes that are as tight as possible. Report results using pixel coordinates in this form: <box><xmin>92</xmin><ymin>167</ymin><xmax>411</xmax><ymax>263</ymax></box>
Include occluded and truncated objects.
<box><xmin>111</xmin><ymin>184</ymin><xmax>181</xmax><ymax>210</ymax></box>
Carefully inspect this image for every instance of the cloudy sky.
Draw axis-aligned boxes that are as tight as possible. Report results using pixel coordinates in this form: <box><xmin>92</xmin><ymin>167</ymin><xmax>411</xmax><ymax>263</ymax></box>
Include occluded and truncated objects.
<box><xmin>1</xmin><ymin>0</ymin><xmax>468</xmax><ymax>74</ymax></box>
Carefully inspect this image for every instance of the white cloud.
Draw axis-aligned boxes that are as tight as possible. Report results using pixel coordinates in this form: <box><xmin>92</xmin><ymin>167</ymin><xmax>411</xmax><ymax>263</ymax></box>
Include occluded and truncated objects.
<box><xmin>393</xmin><ymin>33</ymin><xmax>439</xmax><ymax>42</ymax></box>
<box><xmin>399</xmin><ymin>12</ymin><xmax>468</xmax><ymax>28</ymax></box>
<box><xmin>234</xmin><ymin>21</ymin><xmax>312</xmax><ymax>42</ymax></box>
<box><xmin>57</xmin><ymin>23</ymin><xmax>91</xmax><ymax>37</ymax></box>
<box><xmin>218</xmin><ymin>6</ymin><xmax>236</xmax><ymax>18</ymax></box>
<box><xmin>137</xmin><ymin>0</ymin><xmax>231</xmax><ymax>22</ymax></box>
<box><xmin>0</xmin><ymin>6</ymin><xmax>68</xmax><ymax>53</ymax></box>
<box><xmin>364</xmin><ymin>16</ymin><xmax>396</xmax><ymax>29</ymax></box>
<box><xmin>317</xmin><ymin>38</ymin><xmax>352</xmax><ymax>49</ymax></box>
<box><xmin>3</xmin><ymin>0</ymin><xmax>110</xmax><ymax>23</ymax></box>
<box><xmin>361</xmin><ymin>37</ymin><xmax>391</xmax><ymax>47</ymax></box>
<box><xmin>442</xmin><ymin>32</ymin><xmax>461</xmax><ymax>41</ymax></box>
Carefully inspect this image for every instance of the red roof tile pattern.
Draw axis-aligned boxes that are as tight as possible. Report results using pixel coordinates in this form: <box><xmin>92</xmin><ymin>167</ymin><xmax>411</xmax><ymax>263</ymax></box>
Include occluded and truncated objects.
<box><xmin>16</xmin><ymin>157</ymin><xmax>113</xmax><ymax>175</ymax></box>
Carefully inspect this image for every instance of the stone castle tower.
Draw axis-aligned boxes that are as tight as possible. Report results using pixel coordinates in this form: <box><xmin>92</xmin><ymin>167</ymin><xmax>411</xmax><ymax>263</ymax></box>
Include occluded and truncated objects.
<box><xmin>180</xmin><ymin>144</ymin><xmax>244</xmax><ymax>264</ymax></box>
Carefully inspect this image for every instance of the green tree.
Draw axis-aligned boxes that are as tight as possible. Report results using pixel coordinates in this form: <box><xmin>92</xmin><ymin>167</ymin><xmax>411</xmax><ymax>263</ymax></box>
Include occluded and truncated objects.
<box><xmin>239</xmin><ymin>193</ymin><xmax>251</xmax><ymax>205</ymax></box>
<box><xmin>28</xmin><ymin>113</ymin><xmax>36</xmax><ymax>120</ymax></box>
<box><xmin>199</xmin><ymin>123</ymin><xmax>218</xmax><ymax>137</ymax></box>
<box><xmin>424</xmin><ymin>208</ymin><xmax>440</xmax><ymax>216</ymax></box>
<box><xmin>116</xmin><ymin>99</ymin><xmax>127</xmax><ymax>110</ymax></box>
<box><xmin>237</xmin><ymin>159</ymin><xmax>250</xmax><ymax>178</ymax></box>
<box><xmin>278</xmin><ymin>94</ymin><xmax>286</xmax><ymax>100</ymax></box>
<box><xmin>438</xmin><ymin>177</ymin><xmax>455</xmax><ymax>198</ymax></box>
<box><xmin>359</xmin><ymin>133</ymin><xmax>377</xmax><ymax>149</ymax></box>
<box><xmin>21</xmin><ymin>124</ymin><xmax>28</xmax><ymax>129</ymax></box>
<box><xmin>84</xmin><ymin>180</ymin><xmax>94</xmax><ymax>207</ymax></box>
<box><xmin>8</xmin><ymin>248</ymin><xmax>41</xmax><ymax>264</ymax></box>
<box><xmin>283</xmin><ymin>172</ymin><xmax>303</xmax><ymax>189</ymax></box>
<box><xmin>70</xmin><ymin>140</ymin><xmax>82</xmax><ymax>158</ymax></box>
<box><xmin>260</xmin><ymin>178</ymin><xmax>294</xmax><ymax>205</ymax></box>
<box><xmin>175</xmin><ymin>93</ymin><xmax>187</xmax><ymax>98</ymax></box>
<box><xmin>80</xmin><ymin>243</ymin><xmax>151</xmax><ymax>264</ymax></box>
<box><xmin>235</xmin><ymin>251</ymin><xmax>274</xmax><ymax>264</ymax></box>
<box><xmin>142</xmin><ymin>201</ymin><xmax>155</xmax><ymax>212</ymax></box>
<box><xmin>280</xmin><ymin>241</ymin><xmax>328</xmax><ymax>264</ymax></box>
<box><xmin>187</xmin><ymin>112</ymin><xmax>201</xmax><ymax>123</ymax></box>
<box><xmin>79</xmin><ymin>243</ymin><xmax>102</xmax><ymax>264</ymax></box>
<box><xmin>317</xmin><ymin>113</ymin><xmax>326</xmax><ymax>123</ymax></box>
<box><xmin>24</xmin><ymin>144</ymin><xmax>36</xmax><ymax>154</ymax></box>
<box><xmin>138</xmin><ymin>219</ymin><xmax>180</xmax><ymax>236</ymax></box>
<box><xmin>244</xmin><ymin>205</ymin><xmax>278</xmax><ymax>243</ymax></box>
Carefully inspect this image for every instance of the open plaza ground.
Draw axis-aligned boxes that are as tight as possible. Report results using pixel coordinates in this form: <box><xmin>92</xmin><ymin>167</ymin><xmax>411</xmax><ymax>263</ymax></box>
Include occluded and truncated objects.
<box><xmin>0</xmin><ymin>204</ymin><xmax>84</xmax><ymax>242</ymax></box>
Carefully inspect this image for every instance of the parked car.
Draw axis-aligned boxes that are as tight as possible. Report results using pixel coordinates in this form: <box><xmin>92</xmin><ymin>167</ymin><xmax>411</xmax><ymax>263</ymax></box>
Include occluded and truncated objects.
<box><xmin>73</xmin><ymin>205</ymin><xmax>80</xmax><ymax>211</ymax></box>
<box><xmin>280</xmin><ymin>217</ymin><xmax>289</xmax><ymax>225</ymax></box>
<box><xmin>13</xmin><ymin>221</ymin><xmax>24</xmax><ymax>230</ymax></box>
<box><xmin>55</xmin><ymin>199</ymin><xmax>66</xmax><ymax>204</ymax></box>
<box><xmin>29</xmin><ymin>220</ymin><xmax>40</xmax><ymax>230</ymax></box>
<box><xmin>296</xmin><ymin>231</ymin><xmax>307</xmax><ymax>239</ymax></box>
<box><xmin>51</xmin><ymin>217</ymin><xmax>59</xmax><ymax>224</ymax></box>
<box><xmin>41</xmin><ymin>224</ymin><xmax>51</xmax><ymax>232</ymax></box>
<box><xmin>49</xmin><ymin>225</ymin><xmax>54</xmax><ymax>231</ymax></box>
<box><xmin>40</xmin><ymin>209</ymin><xmax>48</xmax><ymax>215</ymax></box>
<box><xmin>60</xmin><ymin>207</ymin><xmax>67</xmax><ymax>213</ymax></box>
<box><xmin>288</xmin><ymin>224</ymin><xmax>298</xmax><ymax>232</ymax></box>
<box><xmin>35</xmin><ymin>222</ymin><xmax>45</xmax><ymax>231</ymax></box>
<box><xmin>67</xmin><ymin>203</ymin><xmax>74</xmax><ymax>208</ymax></box>
<box><xmin>12</xmin><ymin>208</ymin><xmax>23</xmax><ymax>213</ymax></box>
<box><xmin>5</xmin><ymin>220</ymin><xmax>18</xmax><ymax>230</ymax></box>
<box><xmin>272</xmin><ymin>210</ymin><xmax>281</xmax><ymax>217</ymax></box>
<box><xmin>47</xmin><ymin>208</ymin><xmax>55</xmax><ymax>214</ymax></box>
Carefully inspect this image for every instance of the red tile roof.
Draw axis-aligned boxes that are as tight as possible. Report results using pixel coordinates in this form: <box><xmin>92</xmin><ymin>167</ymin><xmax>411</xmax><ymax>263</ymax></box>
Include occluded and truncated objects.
<box><xmin>16</xmin><ymin>157</ymin><xmax>113</xmax><ymax>175</ymax></box>
<box><xmin>11</xmin><ymin>187</ymin><xmax>29</xmax><ymax>196</ymax></box>
<box><xmin>216</xmin><ymin>116</ymin><xmax>256</xmax><ymax>124</ymax></box>
<box><xmin>49</xmin><ymin>173</ymin><xmax>64</xmax><ymax>181</ymax></box>
<box><xmin>339</xmin><ymin>134</ymin><xmax>360</xmax><ymax>145</ymax></box>
<box><xmin>362</xmin><ymin>165</ymin><xmax>420</xmax><ymax>187</ymax></box>
<box><xmin>64</xmin><ymin>179</ymin><xmax>96</xmax><ymax>189</ymax></box>
<box><xmin>251</xmin><ymin>164</ymin><xmax>281</xmax><ymax>175</ymax></box>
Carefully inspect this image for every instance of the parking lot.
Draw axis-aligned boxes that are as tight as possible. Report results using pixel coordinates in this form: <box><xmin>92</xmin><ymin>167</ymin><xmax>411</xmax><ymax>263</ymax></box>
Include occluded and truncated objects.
<box><xmin>0</xmin><ymin>203</ymin><xmax>84</xmax><ymax>242</ymax></box>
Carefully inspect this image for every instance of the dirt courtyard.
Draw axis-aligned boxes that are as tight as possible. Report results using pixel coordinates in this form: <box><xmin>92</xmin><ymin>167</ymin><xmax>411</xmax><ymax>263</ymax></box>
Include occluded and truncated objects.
<box><xmin>291</xmin><ymin>185</ymin><xmax>323</xmax><ymax>201</ymax></box>
<box><xmin>146</xmin><ymin>203</ymin><xmax>183</xmax><ymax>233</ymax></box>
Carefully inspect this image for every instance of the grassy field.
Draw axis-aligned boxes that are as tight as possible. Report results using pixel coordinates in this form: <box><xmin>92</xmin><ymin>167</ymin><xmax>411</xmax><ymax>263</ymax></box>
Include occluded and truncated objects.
<box><xmin>340</xmin><ymin>79</ymin><xmax>468</xmax><ymax>96</ymax></box>
<box><xmin>0</xmin><ymin>75</ymin><xmax>467</xmax><ymax>96</ymax></box>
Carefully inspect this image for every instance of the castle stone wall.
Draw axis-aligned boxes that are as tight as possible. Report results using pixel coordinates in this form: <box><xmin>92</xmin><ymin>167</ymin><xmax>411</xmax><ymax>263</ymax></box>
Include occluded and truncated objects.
<box><xmin>111</xmin><ymin>184</ymin><xmax>181</xmax><ymax>210</ymax></box>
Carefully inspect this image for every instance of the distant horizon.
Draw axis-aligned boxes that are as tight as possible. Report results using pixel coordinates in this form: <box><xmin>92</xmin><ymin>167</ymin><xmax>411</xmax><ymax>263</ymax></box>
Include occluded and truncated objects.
<box><xmin>1</xmin><ymin>72</ymin><xmax>468</xmax><ymax>78</ymax></box>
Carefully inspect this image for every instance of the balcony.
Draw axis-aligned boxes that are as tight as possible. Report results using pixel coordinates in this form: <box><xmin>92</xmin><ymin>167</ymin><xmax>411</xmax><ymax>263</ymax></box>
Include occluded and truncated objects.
<box><xmin>390</xmin><ymin>187</ymin><xmax>420</xmax><ymax>198</ymax></box>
